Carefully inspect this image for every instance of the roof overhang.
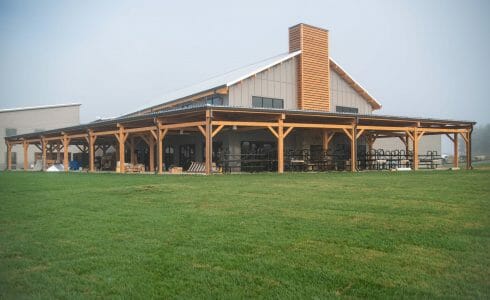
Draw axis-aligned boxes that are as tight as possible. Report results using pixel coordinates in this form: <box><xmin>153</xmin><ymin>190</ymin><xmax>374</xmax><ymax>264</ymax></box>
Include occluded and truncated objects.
<box><xmin>5</xmin><ymin>105</ymin><xmax>475</xmax><ymax>143</ymax></box>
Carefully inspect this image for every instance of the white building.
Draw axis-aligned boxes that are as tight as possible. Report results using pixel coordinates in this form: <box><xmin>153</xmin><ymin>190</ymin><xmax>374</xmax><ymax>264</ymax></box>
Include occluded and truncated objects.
<box><xmin>0</xmin><ymin>104</ymin><xmax>80</xmax><ymax>170</ymax></box>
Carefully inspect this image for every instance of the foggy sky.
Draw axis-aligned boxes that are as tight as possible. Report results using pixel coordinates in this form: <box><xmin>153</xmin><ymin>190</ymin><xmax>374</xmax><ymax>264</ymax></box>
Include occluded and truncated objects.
<box><xmin>1</xmin><ymin>0</ymin><xmax>489</xmax><ymax>126</ymax></box>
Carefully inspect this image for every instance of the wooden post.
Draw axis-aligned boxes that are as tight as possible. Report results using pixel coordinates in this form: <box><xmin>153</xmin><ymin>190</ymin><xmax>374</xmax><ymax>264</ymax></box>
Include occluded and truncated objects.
<box><xmin>413</xmin><ymin>130</ymin><xmax>419</xmax><ymax>170</ymax></box>
<box><xmin>205</xmin><ymin>110</ymin><xmax>213</xmax><ymax>175</ymax></box>
<box><xmin>149</xmin><ymin>134</ymin><xmax>155</xmax><ymax>172</ymax></box>
<box><xmin>62</xmin><ymin>135</ymin><xmax>70</xmax><ymax>172</ymax></box>
<box><xmin>56</xmin><ymin>142</ymin><xmax>61</xmax><ymax>163</ymax></box>
<box><xmin>118</xmin><ymin>125</ymin><xmax>126</xmax><ymax>173</ymax></box>
<box><xmin>23</xmin><ymin>140</ymin><xmax>29</xmax><ymax>170</ymax></box>
<box><xmin>130</xmin><ymin>137</ymin><xmax>136</xmax><ymax>165</ymax></box>
<box><xmin>351</xmin><ymin>127</ymin><xmax>356</xmax><ymax>172</ymax></box>
<box><xmin>155</xmin><ymin>122</ymin><xmax>166</xmax><ymax>174</ymax></box>
<box><xmin>322</xmin><ymin>130</ymin><xmax>332</xmax><ymax>152</ymax></box>
<box><xmin>42</xmin><ymin>138</ymin><xmax>47</xmax><ymax>171</ymax></box>
<box><xmin>6</xmin><ymin>142</ymin><xmax>12</xmax><ymax>171</ymax></box>
<box><xmin>88</xmin><ymin>130</ymin><xmax>97</xmax><ymax>172</ymax></box>
<box><xmin>405</xmin><ymin>134</ymin><xmax>410</xmax><ymax>158</ymax></box>
<box><xmin>464</xmin><ymin>130</ymin><xmax>472</xmax><ymax>169</ymax></box>
<box><xmin>453</xmin><ymin>132</ymin><xmax>459</xmax><ymax>168</ymax></box>
<box><xmin>278</xmin><ymin>115</ymin><xmax>285</xmax><ymax>173</ymax></box>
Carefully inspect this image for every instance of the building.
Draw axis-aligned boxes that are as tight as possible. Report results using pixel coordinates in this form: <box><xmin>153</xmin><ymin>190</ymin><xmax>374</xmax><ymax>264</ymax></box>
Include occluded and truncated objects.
<box><xmin>4</xmin><ymin>24</ymin><xmax>474</xmax><ymax>174</ymax></box>
<box><xmin>1</xmin><ymin>104</ymin><xmax>80</xmax><ymax>170</ymax></box>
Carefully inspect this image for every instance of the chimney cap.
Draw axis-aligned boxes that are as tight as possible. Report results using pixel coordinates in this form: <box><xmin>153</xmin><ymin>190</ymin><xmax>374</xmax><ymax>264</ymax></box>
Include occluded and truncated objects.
<box><xmin>289</xmin><ymin>23</ymin><xmax>329</xmax><ymax>32</ymax></box>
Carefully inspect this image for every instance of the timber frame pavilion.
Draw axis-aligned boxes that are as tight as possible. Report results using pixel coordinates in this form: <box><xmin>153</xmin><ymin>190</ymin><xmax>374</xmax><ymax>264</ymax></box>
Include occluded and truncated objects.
<box><xmin>4</xmin><ymin>105</ymin><xmax>475</xmax><ymax>174</ymax></box>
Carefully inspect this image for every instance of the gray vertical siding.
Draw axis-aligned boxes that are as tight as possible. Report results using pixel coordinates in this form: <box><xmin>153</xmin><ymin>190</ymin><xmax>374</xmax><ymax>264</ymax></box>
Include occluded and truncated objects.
<box><xmin>329</xmin><ymin>68</ymin><xmax>372</xmax><ymax>114</ymax></box>
<box><xmin>229</xmin><ymin>59</ymin><xmax>374</xmax><ymax>114</ymax></box>
<box><xmin>228</xmin><ymin>56</ymin><xmax>297</xmax><ymax>109</ymax></box>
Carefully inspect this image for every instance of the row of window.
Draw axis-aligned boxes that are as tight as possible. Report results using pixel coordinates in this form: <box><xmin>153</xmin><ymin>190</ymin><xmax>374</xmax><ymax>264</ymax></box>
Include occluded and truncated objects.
<box><xmin>252</xmin><ymin>96</ymin><xmax>284</xmax><ymax>109</ymax></box>
<box><xmin>178</xmin><ymin>95</ymin><xmax>360</xmax><ymax>114</ymax></box>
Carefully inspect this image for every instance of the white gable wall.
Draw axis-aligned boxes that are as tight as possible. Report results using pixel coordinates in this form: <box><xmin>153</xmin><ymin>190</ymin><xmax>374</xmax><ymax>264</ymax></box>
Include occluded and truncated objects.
<box><xmin>330</xmin><ymin>68</ymin><xmax>373</xmax><ymax>114</ymax></box>
<box><xmin>228</xmin><ymin>56</ymin><xmax>297</xmax><ymax>109</ymax></box>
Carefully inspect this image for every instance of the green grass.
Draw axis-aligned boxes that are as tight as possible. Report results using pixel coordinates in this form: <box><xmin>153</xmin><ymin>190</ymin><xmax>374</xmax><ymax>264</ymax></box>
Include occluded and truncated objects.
<box><xmin>1</xmin><ymin>170</ymin><xmax>489</xmax><ymax>298</ymax></box>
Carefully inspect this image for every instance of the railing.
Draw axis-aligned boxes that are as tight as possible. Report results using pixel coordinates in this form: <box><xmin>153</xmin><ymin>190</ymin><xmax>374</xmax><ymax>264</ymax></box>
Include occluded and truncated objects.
<box><xmin>218</xmin><ymin>149</ymin><xmax>443</xmax><ymax>172</ymax></box>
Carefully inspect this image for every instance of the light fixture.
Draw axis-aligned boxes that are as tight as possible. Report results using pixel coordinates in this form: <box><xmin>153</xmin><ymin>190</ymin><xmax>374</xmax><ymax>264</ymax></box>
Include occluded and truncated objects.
<box><xmin>179</xmin><ymin>129</ymin><xmax>184</xmax><ymax>135</ymax></box>
<box><xmin>232</xmin><ymin>125</ymin><xmax>237</xmax><ymax>131</ymax></box>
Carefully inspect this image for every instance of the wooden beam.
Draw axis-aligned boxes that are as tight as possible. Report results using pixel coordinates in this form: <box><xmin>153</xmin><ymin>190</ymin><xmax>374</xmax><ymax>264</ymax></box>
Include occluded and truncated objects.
<box><xmin>466</xmin><ymin>130</ymin><xmax>472</xmax><ymax>169</ymax></box>
<box><xmin>149</xmin><ymin>134</ymin><xmax>155</xmax><ymax>172</ymax></box>
<box><xmin>421</xmin><ymin>128</ymin><xmax>470</xmax><ymax>133</ymax></box>
<box><xmin>156</xmin><ymin>123</ymin><xmax>168</xmax><ymax>174</ymax></box>
<box><xmin>23</xmin><ymin>141</ymin><xmax>29</xmax><ymax>171</ymax></box>
<box><xmin>342</xmin><ymin>128</ymin><xmax>353</xmax><ymax>140</ymax></box>
<box><xmin>358</xmin><ymin>125</ymin><xmax>414</xmax><ymax>132</ymax></box>
<box><xmin>413</xmin><ymin>131</ymin><xmax>419</xmax><ymax>170</ymax></box>
<box><xmin>267</xmin><ymin>126</ymin><xmax>279</xmax><ymax>139</ymax></box>
<box><xmin>205</xmin><ymin>110</ymin><xmax>212</xmax><ymax>175</ymax></box>
<box><xmin>284</xmin><ymin>123</ymin><xmax>353</xmax><ymax>130</ymax></box>
<box><xmin>88</xmin><ymin>130</ymin><xmax>95</xmax><ymax>172</ymax></box>
<box><xmin>284</xmin><ymin>127</ymin><xmax>294</xmax><ymax>138</ymax></box>
<box><xmin>350</xmin><ymin>128</ymin><xmax>356</xmax><ymax>172</ymax></box>
<box><xmin>417</xmin><ymin>131</ymin><xmax>425</xmax><ymax>141</ymax></box>
<box><xmin>278</xmin><ymin>118</ymin><xmax>284</xmax><ymax>173</ymax></box>
<box><xmin>41</xmin><ymin>138</ymin><xmax>47</xmax><ymax>171</ymax></box>
<box><xmin>124</xmin><ymin>126</ymin><xmax>157</xmax><ymax>134</ymax></box>
<box><xmin>212</xmin><ymin>124</ymin><xmax>225</xmax><ymax>138</ymax></box>
<box><xmin>44</xmin><ymin>136</ymin><xmax>63</xmax><ymax>142</ymax></box>
<box><xmin>6</xmin><ymin>142</ymin><xmax>12</xmax><ymax>171</ymax></box>
<box><xmin>405</xmin><ymin>130</ymin><xmax>414</xmax><ymax>141</ymax></box>
<box><xmin>445</xmin><ymin>133</ymin><xmax>454</xmax><ymax>142</ymax></box>
<box><xmin>150</xmin><ymin>129</ymin><xmax>158</xmax><ymax>141</ymax></box>
<box><xmin>63</xmin><ymin>135</ymin><xmax>70</xmax><ymax>172</ymax></box>
<box><xmin>453</xmin><ymin>132</ymin><xmax>459</xmax><ymax>169</ymax></box>
<box><xmin>460</xmin><ymin>131</ymin><xmax>469</xmax><ymax>143</ymax></box>
<box><xmin>161</xmin><ymin>121</ymin><xmax>206</xmax><ymax>130</ymax></box>
<box><xmin>197</xmin><ymin>125</ymin><xmax>206</xmax><ymax>136</ymax></box>
<box><xmin>355</xmin><ymin>129</ymin><xmax>365</xmax><ymax>140</ymax></box>
<box><xmin>118</xmin><ymin>126</ymin><xmax>125</xmax><ymax>173</ymax></box>
<box><xmin>322</xmin><ymin>130</ymin><xmax>334</xmax><ymax>152</ymax></box>
<box><xmin>92</xmin><ymin>130</ymin><xmax>118</xmax><ymax>137</ymax></box>
<box><xmin>212</xmin><ymin>121</ymin><xmax>278</xmax><ymax>127</ymax></box>
<box><xmin>67</xmin><ymin>133</ymin><xmax>88</xmax><ymax>139</ymax></box>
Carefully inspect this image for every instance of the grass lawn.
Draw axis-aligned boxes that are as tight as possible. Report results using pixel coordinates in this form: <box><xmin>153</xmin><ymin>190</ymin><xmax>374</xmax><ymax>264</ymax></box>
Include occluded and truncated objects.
<box><xmin>0</xmin><ymin>170</ymin><xmax>489</xmax><ymax>298</ymax></box>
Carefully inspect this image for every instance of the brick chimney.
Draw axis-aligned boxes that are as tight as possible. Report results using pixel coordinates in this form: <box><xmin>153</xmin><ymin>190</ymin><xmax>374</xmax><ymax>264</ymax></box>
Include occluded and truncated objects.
<box><xmin>289</xmin><ymin>23</ymin><xmax>330</xmax><ymax>111</ymax></box>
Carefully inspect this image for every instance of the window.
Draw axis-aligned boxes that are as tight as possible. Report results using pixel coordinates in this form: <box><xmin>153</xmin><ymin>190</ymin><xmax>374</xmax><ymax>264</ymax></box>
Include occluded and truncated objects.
<box><xmin>336</xmin><ymin>106</ymin><xmax>359</xmax><ymax>114</ymax></box>
<box><xmin>252</xmin><ymin>96</ymin><xmax>284</xmax><ymax>109</ymax></box>
<box><xmin>5</xmin><ymin>128</ymin><xmax>17</xmax><ymax>137</ymax></box>
<box><xmin>205</xmin><ymin>95</ymin><xmax>223</xmax><ymax>106</ymax></box>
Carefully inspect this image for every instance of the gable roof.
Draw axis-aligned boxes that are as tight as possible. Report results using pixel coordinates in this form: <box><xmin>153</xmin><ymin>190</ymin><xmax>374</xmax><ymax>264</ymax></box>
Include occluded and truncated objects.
<box><xmin>126</xmin><ymin>51</ymin><xmax>381</xmax><ymax>116</ymax></box>
<box><xmin>329</xmin><ymin>58</ymin><xmax>382</xmax><ymax>110</ymax></box>
<box><xmin>127</xmin><ymin>51</ymin><xmax>301</xmax><ymax>116</ymax></box>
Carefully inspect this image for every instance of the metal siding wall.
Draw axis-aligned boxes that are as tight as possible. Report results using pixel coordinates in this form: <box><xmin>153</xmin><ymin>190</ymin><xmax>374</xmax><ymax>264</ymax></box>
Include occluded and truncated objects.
<box><xmin>0</xmin><ymin>105</ymin><xmax>80</xmax><ymax>169</ymax></box>
<box><xmin>228</xmin><ymin>57</ymin><xmax>297</xmax><ymax>109</ymax></box>
<box><xmin>330</xmin><ymin>68</ymin><xmax>372</xmax><ymax>114</ymax></box>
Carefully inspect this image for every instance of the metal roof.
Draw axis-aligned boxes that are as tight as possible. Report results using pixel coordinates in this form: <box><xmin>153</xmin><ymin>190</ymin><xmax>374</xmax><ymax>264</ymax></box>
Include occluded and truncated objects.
<box><xmin>125</xmin><ymin>50</ymin><xmax>386</xmax><ymax>116</ymax></box>
<box><xmin>0</xmin><ymin>103</ymin><xmax>81</xmax><ymax>113</ymax></box>
<box><xmin>127</xmin><ymin>51</ymin><xmax>301</xmax><ymax>115</ymax></box>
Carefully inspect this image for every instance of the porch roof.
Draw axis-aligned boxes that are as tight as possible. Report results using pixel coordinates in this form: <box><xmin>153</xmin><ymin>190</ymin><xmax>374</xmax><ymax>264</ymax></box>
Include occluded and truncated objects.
<box><xmin>5</xmin><ymin>105</ymin><xmax>475</xmax><ymax>142</ymax></box>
